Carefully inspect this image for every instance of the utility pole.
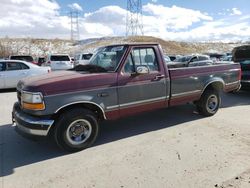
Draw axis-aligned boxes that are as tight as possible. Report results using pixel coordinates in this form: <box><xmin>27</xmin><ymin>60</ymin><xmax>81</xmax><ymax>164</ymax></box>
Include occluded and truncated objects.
<box><xmin>126</xmin><ymin>0</ymin><xmax>144</xmax><ymax>36</ymax></box>
<box><xmin>69</xmin><ymin>11</ymin><xmax>80</xmax><ymax>41</ymax></box>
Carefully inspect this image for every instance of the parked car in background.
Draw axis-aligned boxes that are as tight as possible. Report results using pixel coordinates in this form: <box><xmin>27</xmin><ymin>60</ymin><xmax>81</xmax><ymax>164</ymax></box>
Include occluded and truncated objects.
<box><xmin>37</xmin><ymin>57</ymin><xmax>46</xmax><ymax>66</ymax></box>
<box><xmin>0</xmin><ymin>60</ymin><xmax>51</xmax><ymax>89</ymax></box>
<box><xmin>9</xmin><ymin>55</ymin><xmax>37</xmax><ymax>65</ymax></box>
<box><xmin>221</xmin><ymin>55</ymin><xmax>232</xmax><ymax>61</ymax></box>
<box><xmin>232</xmin><ymin>45</ymin><xmax>250</xmax><ymax>89</ymax></box>
<box><xmin>43</xmin><ymin>54</ymin><xmax>73</xmax><ymax>70</ymax></box>
<box><xmin>205</xmin><ymin>53</ymin><xmax>225</xmax><ymax>62</ymax></box>
<box><xmin>168</xmin><ymin>55</ymin><xmax>181</xmax><ymax>61</ymax></box>
<box><xmin>173</xmin><ymin>54</ymin><xmax>213</xmax><ymax>67</ymax></box>
<box><xmin>164</xmin><ymin>55</ymin><xmax>171</xmax><ymax>62</ymax></box>
<box><xmin>70</xmin><ymin>57</ymin><xmax>75</xmax><ymax>64</ymax></box>
<box><xmin>74</xmin><ymin>53</ymin><xmax>93</xmax><ymax>66</ymax></box>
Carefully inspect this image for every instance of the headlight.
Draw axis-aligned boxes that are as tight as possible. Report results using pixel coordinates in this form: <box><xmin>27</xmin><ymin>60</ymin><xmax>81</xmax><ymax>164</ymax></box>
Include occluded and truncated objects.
<box><xmin>22</xmin><ymin>92</ymin><xmax>43</xmax><ymax>103</ymax></box>
<box><xmin>21</xmin><ymin>92</ymin><xmax>45</xmax><ymax>110</ymax></box>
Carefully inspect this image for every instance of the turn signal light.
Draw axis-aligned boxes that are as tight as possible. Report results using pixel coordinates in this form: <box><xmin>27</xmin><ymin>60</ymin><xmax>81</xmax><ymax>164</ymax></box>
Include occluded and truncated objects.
<box><xmin>22</xmin><ymin>102</ymin><xmax>45</xmax><ymax>110</ymax></box>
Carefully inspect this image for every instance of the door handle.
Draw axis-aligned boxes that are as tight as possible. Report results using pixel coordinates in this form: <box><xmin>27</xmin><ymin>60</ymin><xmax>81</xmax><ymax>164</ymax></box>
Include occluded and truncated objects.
<box><xmin>98</xmin><ymin>92</ymin><xmax>109</xmax><ymax>97</ymax></box>
<box><xmin>21</xmin><ymin>72</ymin><xmax>27</xmax><ymax>75</ymax></box>
<box><xmin>153</xmin><ymin>75</ymin><xmax>165</xmax><ymax>81</ymax></box>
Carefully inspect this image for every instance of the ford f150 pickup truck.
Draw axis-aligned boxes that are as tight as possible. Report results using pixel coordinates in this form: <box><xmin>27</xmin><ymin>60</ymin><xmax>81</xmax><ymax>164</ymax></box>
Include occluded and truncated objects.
<box><xmin>12</xmin><ymin>43</ymin><xmax>241</xmax><ymax>152</ymax></box>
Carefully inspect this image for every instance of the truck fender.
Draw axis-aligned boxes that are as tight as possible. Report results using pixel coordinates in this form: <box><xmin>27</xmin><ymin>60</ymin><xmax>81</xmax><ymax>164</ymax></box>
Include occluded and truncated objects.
<box><xmin>201</xmin><ymin>78</ymin><xmax>225</xmax><ymax>95</ymax></box>
<box><xmin>54</xmin><ymin>101</ymin><xmax>107</xmax><ymax>120</ymax></box>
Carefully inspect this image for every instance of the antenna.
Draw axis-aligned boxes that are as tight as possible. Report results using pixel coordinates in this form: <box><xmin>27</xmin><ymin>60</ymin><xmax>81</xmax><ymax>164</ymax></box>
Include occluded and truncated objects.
<box><xmin>69</xmin><ymin>11</ymin><xmax>80</xmax><ymax>41</ymax></box>
<box><xmin>126</xmin><ymin>0</ymin><xmax>144</xmax><ymax>36</ymax></box>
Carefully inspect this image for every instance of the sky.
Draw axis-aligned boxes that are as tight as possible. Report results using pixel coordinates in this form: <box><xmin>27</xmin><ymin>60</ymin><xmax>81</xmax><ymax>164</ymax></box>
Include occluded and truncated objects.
<box><xmin>0</xmin><ymin>0</ymin><xmax>250</xmax><ymax>42</ymax></box>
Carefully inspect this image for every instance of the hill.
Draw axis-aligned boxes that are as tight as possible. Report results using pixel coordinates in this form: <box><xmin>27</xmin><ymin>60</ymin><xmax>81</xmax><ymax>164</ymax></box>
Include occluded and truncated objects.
<box><xmin>0</xmin><ymin>36</ymin><xmax>249</xmax><ymax>58</ymax></box>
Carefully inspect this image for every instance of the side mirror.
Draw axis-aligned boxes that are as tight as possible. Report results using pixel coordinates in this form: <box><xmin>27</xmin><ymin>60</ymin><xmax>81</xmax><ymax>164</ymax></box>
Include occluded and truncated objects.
<box><xmin>136</xmin><ymin>66</ymin><xmax>149</xmax><ymax>75</ymax></box>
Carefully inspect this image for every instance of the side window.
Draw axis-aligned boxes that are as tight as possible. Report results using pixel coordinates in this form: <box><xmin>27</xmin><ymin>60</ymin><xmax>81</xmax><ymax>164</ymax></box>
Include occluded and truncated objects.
<box><xmin>190</xmin><ymin>56</ymin><xmax>198</xmax><ymax>62</ymax></box>
<box><xmin>6</xmin><ymin>62</ymin><xmax>23</xmax><ymax>71</ymax></box>
<box><xmin>0</xmin><ymin>62</ymin><xmax>6</xmax><ymax>71</ymax></box>
<box><xmin>20</xmin><ymin>63</ymin><xmax>29</xmax><ymax>69</ymax></box>
<box><xmin>132</xmin><ymin>49</ymin><xmax>141</xmax><ymax>66</ymax></box>
<box><xmin>131</xmin><ymin>48</ymin><xmax>159</xmax><ymax>72</ymax></box>
<box><xmin>146</xmin><ymin>48</ymin><xmax>158</xmax><ymax>71</ymax></box>
<box><xmin>199</xmin><ymin>56</ymin><xmax>208</xmax><ymax>61</ymax></box>
<box><xmin>124</xmin><ymin>53</ymin><xmax>135</xmax><ymax>73</ymax></box>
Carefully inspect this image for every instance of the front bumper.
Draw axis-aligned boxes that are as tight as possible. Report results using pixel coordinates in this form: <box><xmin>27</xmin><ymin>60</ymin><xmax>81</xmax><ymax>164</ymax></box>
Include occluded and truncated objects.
<box><xmin>12</xmin><ymin>102</ymin><xmax>54</xmax><ymax>137</ymax></box>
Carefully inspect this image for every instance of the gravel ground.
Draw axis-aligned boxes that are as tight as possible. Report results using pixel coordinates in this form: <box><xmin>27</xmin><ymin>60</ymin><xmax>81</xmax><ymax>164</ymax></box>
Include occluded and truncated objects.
<box><xmin>0</xmin><ymin>90</ymin><xmax>250</xmax><ymax>188</ymax></box>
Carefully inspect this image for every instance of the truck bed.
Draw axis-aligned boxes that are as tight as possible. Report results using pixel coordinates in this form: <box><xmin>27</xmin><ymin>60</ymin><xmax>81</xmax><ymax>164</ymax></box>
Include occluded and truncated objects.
<box><xmin>167</xmin><ymin>62</ymin><xmax>241</xmax><ymax>105</ymax></box>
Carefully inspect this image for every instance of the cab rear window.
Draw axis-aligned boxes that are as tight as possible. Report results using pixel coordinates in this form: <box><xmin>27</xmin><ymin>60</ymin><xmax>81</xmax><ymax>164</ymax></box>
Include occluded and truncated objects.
<box><xmin>82</xmin><ymin>54</ymin><xmax>92</xmax><ymax>60</ymax></box>
<box><xmin>51</xmin><ymin>56</ymin><xmax>70</xmax><ymax>61</ymax></box>
<box><xmin>10</xmin><ymin>56</ymin><xmax>33</xmax><ymax>62</ymax></box>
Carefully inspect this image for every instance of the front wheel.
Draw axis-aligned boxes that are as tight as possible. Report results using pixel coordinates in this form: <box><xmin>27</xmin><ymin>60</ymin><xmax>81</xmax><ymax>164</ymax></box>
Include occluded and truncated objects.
<box><xmin>54</xmin><ymin>108</ymin><xmax>99</xmax><ymax>152</ymax></box>
<box><xmin>196</xmin><ymin>89</ymin><xmax>221</xmax><ymax>117</ymax></box>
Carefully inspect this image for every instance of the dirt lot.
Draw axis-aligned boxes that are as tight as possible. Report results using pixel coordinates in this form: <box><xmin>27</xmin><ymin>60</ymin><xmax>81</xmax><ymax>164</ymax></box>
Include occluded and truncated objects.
<box><xmin>0</xmin><ymin>90</ymin><xmax>250</xmax><ymax>188</ymax></box>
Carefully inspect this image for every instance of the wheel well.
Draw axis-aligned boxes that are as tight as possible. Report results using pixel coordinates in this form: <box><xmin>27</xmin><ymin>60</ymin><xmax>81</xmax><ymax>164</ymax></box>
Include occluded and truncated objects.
<box><xmin>53</xmin><ymin>103</ymin><xmax>105</xmax><ymax>121</ymax></box>
<box><xmin>203</xmin><ymin>81</ymin><xmax>224</xmax><ymax>93</ymax></box>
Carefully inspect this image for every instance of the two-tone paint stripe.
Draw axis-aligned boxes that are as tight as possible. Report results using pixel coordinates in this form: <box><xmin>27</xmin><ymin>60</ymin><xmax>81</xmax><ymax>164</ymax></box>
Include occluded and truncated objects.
<box><xmin>106</xmin><ymin>96</ymin><xmax>168</xmax><ymax>111</ymax></box>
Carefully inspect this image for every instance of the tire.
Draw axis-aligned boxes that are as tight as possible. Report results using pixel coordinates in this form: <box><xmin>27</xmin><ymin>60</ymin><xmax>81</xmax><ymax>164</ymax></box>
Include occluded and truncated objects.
<box><xmin>54</xmin><ymin>108</ymin><xmax>99</xmax><ymax>152</ymax></box>
<box><xmin>196</xmin><ymin>89</ymin><xmax>221</xmax><ymax>117</ymax></box>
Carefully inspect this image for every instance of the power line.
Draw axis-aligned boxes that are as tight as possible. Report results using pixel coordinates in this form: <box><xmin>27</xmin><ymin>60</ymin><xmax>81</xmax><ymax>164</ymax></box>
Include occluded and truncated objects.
<box><xmin>126</xmin><ymin>0</ymin><xmax>144</xmax><ymax>36</ymax></box>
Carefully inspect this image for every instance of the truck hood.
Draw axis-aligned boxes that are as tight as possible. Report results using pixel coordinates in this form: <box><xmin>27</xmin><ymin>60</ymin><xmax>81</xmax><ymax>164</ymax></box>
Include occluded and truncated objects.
<box><xmin>17</xmin><ymin>71</ymin><xmax>117</xmax><ymax>96</ymax></box>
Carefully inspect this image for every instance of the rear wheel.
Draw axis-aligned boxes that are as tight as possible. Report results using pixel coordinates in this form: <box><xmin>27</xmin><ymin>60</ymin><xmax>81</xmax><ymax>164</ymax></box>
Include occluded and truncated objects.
<box><xmin>54</xmin><ymin>108</ymin><xmax>99</xmax><ymax>152</ymax></box>
<box><xmin>196</xmin><ymin>89</ymin><xmax>221</xmax><ymax>116</ymax></box>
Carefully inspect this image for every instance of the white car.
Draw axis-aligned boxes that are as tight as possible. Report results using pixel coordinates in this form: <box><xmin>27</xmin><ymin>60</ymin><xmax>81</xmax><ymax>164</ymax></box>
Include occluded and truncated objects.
<box><xmin>74</xmin><ymin>53</ymin><xmax>93</xmax><ymax>66</ymax></box>
<box><xmin>0</xmin><ymin>60</ymin><xmax>51</xmax><ymax>89</ymax></box>
<box><xmin>44</xmin><ymin>54</ymin><xmax>73</xmax><ymax>70</ymax></box>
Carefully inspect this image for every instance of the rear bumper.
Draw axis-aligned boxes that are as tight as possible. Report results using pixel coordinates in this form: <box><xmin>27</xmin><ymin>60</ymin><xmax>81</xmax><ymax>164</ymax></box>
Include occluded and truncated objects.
<box><xmin>225</xmin><ymin>80</ymin><xmax>241</xmax><ymax>92</ymax></box>
<box><xmin>12</xmin><ymin>102</ymin><xmax>54</xmax><ymax>137</ymax></box>
<box><xmin>51</xmin><ymin>64</ymin><xmax>74</xmax><ymax>70</ymax></box>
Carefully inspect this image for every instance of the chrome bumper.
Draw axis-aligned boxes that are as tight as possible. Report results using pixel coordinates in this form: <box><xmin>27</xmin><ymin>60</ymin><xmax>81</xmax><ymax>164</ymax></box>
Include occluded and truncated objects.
<box><xmin>12</xmin><ymin>103</ymin><xmax>54</xmax><ymax>136</ymax></box>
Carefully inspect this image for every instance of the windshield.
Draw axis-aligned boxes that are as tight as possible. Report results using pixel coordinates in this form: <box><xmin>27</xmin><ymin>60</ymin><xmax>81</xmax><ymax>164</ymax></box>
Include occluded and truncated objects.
<box><xmin>89</xmin><ymin>45</ymin><xmax>127</xmax><ymax>72</ymax></box>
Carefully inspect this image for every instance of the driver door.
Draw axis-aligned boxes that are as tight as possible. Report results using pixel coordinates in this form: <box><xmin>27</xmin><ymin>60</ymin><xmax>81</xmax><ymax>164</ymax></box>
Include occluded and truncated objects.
<box><xmin>117</xmin><ymin>46</ymin><xmax>169</xmax><ymax>117</ymax></box>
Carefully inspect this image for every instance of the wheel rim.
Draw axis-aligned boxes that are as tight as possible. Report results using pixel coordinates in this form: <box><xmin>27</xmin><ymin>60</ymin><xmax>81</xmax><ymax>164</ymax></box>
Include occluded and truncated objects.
<box><xmin>66</xmin><ymin>119</ymin><xmax>92</xmax><ymax>145</ymax></box>
<box><xmin>206</xmin><ymin>94</ymin><xmax>218</xmax><ymax>113</ymax></box>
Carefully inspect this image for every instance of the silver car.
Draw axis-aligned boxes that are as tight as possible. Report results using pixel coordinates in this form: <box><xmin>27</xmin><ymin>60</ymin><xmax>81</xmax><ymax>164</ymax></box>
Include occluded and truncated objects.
<box><xmin>44</xmin><ymin>54</ymin><xmax>73</xmax><ymax>70</ymax></box>
<box><xmin>0</xmin><ymin>60</ymin><xmax>51</xmax><ymax>89</ymax></box>
<box><xmin>74</xmin><ymin>53</ymin><xmax>93</xmax><ymax>66</ymax></box>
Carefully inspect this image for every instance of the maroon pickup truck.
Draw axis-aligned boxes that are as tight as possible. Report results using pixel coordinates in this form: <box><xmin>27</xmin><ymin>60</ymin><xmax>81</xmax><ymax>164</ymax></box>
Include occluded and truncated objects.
<box><xmin>12</xmin><ymin>43</ymin><xmax>241</xmax><ymax>152</ymax></box>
